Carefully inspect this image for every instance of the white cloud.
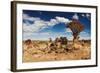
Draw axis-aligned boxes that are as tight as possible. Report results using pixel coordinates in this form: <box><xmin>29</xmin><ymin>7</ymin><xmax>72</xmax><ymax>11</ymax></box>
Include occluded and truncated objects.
<box><xmin>65</xmin><ymin>28</ymin><xmax>72</xmax><ymax>32</ymax></box>
<box><xmin>33</xmin><ymin>32</ymin><xmax>50</xmax><ymax>36</ymax></box>
<box><xmin>81</xmin><ymin>13</ymin><xmax>90</xmax><ymax>19</ymax></box>
<box><xmin>80</xmin><ymin>31</ymin><xmax>89</xmax><ymax>34</ymax></box>
<box><xmin>79</xmin><ymin>31</ymin><xmax>90</xmax><ymax>40</ymax></box>
<box><xmin>47</xmin><ymin>19</ymin><xmax>59</xmax><ymax>26</ymax></box>
<box><xmin>79</xmin><ymin>36</ymin><xmax>90</xmax><ymax>40</ymax></box>
<box><xmin>23</xmin><ymin>14</ymin><xmax>40</xmax><ymax>21</ymax></box>
<box><xmin>23</xmin><ymin>32</ymin><xmax>33</xmax><ymax>37</ymax></box>
<box><xmin>82</xmin><ymin>14</ymin><xmax>85</xmax><ymax>17</ymax></box>
<box><xmin>72</xmin><ymin>13</ymin><xmax>79</xmax><ymax>20</ymax></box>
<box><xmin>23</xmin><ymin>29</ymin><xmax>73</xmax><ymax>41</ymax></box>
<box><xmin>86</xmin><ymin>13</ymin><xmax>90</xmax><ymax>19</ymax></box>
<box><xmin>23</xmin><ymin>32</ymin><xmax>50</xmax><ymax>40</ymax></box>
<box><xmin>23</xmin><ymin>14</ymin><xmax>71</xmax><ymax>33</ymax></box>
<box><xmin>23</xmin><ymin>14</ymin><xmax>48</xmax><ymax>32</ymax></box>
<box><xmin>55</xmin><ymin>16</ymin><xmax>71</xmax><ymax>24</ymax></box>
<box><xmin>23</xmin><ymin>23</ymin><xmax>42</xmax><ymax>32</ymax></box>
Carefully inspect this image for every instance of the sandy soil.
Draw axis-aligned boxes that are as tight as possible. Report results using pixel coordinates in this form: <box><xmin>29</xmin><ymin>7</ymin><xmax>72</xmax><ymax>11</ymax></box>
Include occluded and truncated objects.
<box><xmin>22</xmin><ymin>40</ymin><xmax>91</xmax><ymax>62</ymax></box>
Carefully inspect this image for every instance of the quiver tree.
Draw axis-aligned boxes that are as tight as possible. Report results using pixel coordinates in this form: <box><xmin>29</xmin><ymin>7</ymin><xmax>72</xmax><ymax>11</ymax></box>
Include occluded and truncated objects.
<box><xmin>67</xmin><ymin>19</ymin><xmax>84</xmax><ymax>44</ymax></box>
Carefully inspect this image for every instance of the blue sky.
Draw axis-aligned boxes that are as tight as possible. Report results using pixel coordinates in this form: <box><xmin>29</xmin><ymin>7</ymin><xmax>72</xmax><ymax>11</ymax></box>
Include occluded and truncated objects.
<box><xmin>23</xmin><ymin>10</ymin><xmax>91</xmax><ymax>40</ymax></box>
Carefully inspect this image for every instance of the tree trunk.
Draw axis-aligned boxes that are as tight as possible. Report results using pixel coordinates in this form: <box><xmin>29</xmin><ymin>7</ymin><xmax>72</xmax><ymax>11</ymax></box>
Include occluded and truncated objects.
<box><xmin>73</xmin><ymin>33</ymin><xmax>78</xmax><ymax>44</ymax></box>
